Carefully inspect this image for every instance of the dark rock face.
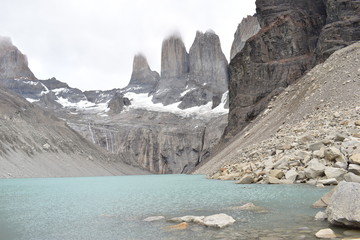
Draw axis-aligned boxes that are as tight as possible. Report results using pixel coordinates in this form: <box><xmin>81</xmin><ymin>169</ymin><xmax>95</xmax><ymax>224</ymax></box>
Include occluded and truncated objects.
<box><xmin>0</xmin><ymin>36</ymin><xmax>36</xmax><ymax>80</ymax></box>
<box><xmin>152</xmin><ymin>35</ymin><xmax>189</xmax><ymax>105</ymax></box>
<box><xmin>40</xmin><ymin>77</ymin><xmax>69</xmax><ymax>90</ymax></box>
<box><xmin>230</xmin><ymin>16</ymin><xmax>261</xmax><ymax>60</ymax></box>
<box><xmin>225</xmin><ymin>0</ymin><xmax>328</xmax><ymax>139</ymax></box>
<box><xmin>178</xmin><ymin>31</ymin><xmax>228</xmax><ymax>109</ymax></box>
<box><xmin>316</xmin><ymin>0</ymin><xmax>360</xmax><ymax>62</ymax></box>
<box><xmin>107</xmin><ymin>93</ymin><xmax>131</xmax><ymax>114</ymax></box>
<box><xmin>126</xmin><ymin>54</ymin><xmax>160</xmax><ymax>93</ymax></box>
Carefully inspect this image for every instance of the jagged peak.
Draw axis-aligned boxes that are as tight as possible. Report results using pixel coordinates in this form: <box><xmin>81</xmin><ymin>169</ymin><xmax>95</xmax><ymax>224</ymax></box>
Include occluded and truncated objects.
<box><xmin>132</xmin><ymin>53</ymin><xmax>151</xmax><ymax>72</ymax></box>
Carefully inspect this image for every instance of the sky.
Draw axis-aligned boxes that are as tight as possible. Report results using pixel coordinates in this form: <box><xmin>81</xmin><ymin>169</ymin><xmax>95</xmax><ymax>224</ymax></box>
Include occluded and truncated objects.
<box><xmin>1</xmin><ymin>0</ymin><xmax>256</xmax><ymax>91</ymax></box>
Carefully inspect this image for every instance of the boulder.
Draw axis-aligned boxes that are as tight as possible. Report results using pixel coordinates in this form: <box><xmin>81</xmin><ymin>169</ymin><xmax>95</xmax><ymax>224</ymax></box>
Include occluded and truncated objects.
<box><xmin>232</xmin><ymin>202</ymin><xmax>268</xmax><ymax>213</ymax></box>
<box><xmin>349</xmin><ymin>164</ymin><xmax>360</xmax><ymax>175</ymax></box>
<box><xmin>268</xmin><ymin>176</ymin><xmax>282</xmax><ymax>184</ymax></box>
<box><xmin>356</xmin><ymin>120</ymin><xmax>360</xmax><ymax>127</ymax></box>
<box><xmin>165</xmin><ymin>222</ymin><xmax>188</xmax><ymax>230</ymax></box>
<box><xmin>325</xmin><ymin>167</ymin><xmax>346</xmax><ymax>180</ymax></box>
<box><xmin>269</xmin><ymin>169</ymin><xmax>284</xmax><ymax>179</ymax></box>
<box><xmin>315</xmin><ymin>228</ymin><xmax>336</xmax><ymax>238</ymax></box>
<box><xmin>324</xmin><ymin>147</ymin><xmax>346</xmax><ymax>162</ymax></box>
<box><xmin>305</xmin><ymin>159</ymin><xmax>326</xmax><ymax>179</ymax></box>
<box><xmin>201</xmin><ymin>213</ymin><xmax>235</xmax><ymax>228</ymax></box>
<box><xmin>168</xmin><ymin>215</ymin><xmax>204</xmax><ymax>224</ymax></box>
<box><xmin>236</xmin><ymin>174</ymin><xmax>254</xmax><ymax>184</ymax></box>
<box><xmin>315</xmin><ymin>211</ymin><xmax>327</xmax><ymax>221</ymax></box>
<box><xmin>318</xmin><ymin>178</ymin><xmax>338</xmax><ymax>185</ymax></box>
<box><xmin>285</xmin><ymin>169</ymin><xmax>298</xmax><ymax>183</ymax></box>
<box><xmin>326</xmin><ymin>181</ymin><xmax>360</xmax><ymax>228</ymax></box>
<box><xmin>350</xmin><ymin>154</ymin><xmax>360</xmax><ymax>165</ymax></box>
<box><xmin>143</xmin><ymin>216</ymin><xmax>165</xmax><ymax>222</ymax></box>
<box><xmin>312</xmin><ymin>187</ymin><xmax>337</xmax><ymax>208</ymax></box>
<box><xmin>344</xmin><ymin>173</ymin><xmax>360</xmax><ymax>183</ymax></box>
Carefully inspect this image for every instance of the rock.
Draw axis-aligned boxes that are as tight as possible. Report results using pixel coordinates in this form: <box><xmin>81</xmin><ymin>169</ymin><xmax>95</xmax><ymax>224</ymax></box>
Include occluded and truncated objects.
<box><xmin>335</xmin><ymin>133</ymin><xmax>347</xmax><ymax>142</ymax></box>
<box><xmin>285</xmin><ymin>169</ymin><xmax>298</xmax><ymax>183</ymax></box>
<box><xmin>326</xmin><ymin>182</ymin><xmax>360</xmax><ymax>228</ymax></box>
<box><xmin>350</xmin><ymin>154</ymin><xmax>360</xmax><ymax>165</ymax></box>
<box><xmin>335</xmin><ymin>162</ymin><xmax>348</xmax><ymax>170</ymax></box>
<box><xmin>233</xmin><ymin>202</ymin><xmax>268</xmax><ymax>213</ymax></box>
<box><xmin>165</xmin><ymin>222</ymin><xmax>188</xmax><ymax>230</ymax></box>
<box><xmin>309</xmin><ymin>142</ymin><xmax>325</xmax><ymax>152</ymax></box>
<box><xmin>168</xmin><ymin>215</ymin><xmax>204</xmax><ymax>224</ymax></box>
<box><xmin>143</xmin><ymin>216</ymin><xmax>165</xmax><ymax>222</ymax></box>
<box><xmin>344</xmin><ymin>173</ymin><xmax>360</xmax><ymax>183</ymax></box>
<box><xmin>236</xmin><ymin>174</ymin><xmax>254</xmax><ymax>184</ymax></box>
<box><xmin>356</xmin><ymin>120</ymin><xmax>360</xmax><ymax>127</ymax></box>
<box><xmin>152</xmin><ymin>35</ymin><xmax>189</xmax><ymax>105</ymax></box>
<box><xmin>42</xmin><ymin>143</ymin><xmax>51</xmax><ymax>150</ymax></box>
<box><xmin>126</xmin><ymin>54</ymin><xmax>160</xmax><ymax>93</ymax></box>
<box><xmin>312</xmin><ymin>187</ymin><xmax>337</xmax><ymax>208</ymax></box>
<box><xmin>318</xmin><ymin>178</ymin><xmax>338</xmax><ymax>185</ymax></box>
<box><xmin>201</xmin><ymin>213</ymin><xmax>235</xmax><ymax>228</ymax></box>
<box><xmin>315</xmin><ymin>228</ymin><xmax>337</xmax><ymax>238</ymax></box>
<box><xmin>324</xmin><ymin>147</ymin><xmax>344</xmax><ymax>161</ymax></box>
<box><xmin>0</xmin><ymin>36</ymin><xmax>36</xmax><ymax>80</ymax></box>
<box><xmin>230</xmin><ymin>15</ymin><xmax>261</xmax><ymax>59</ymax></box>
<box><xmin>305</xmin><ymin>159</ymin><xmax>326</xmax><ymax>179</ymax></box>
<box><xmin>315</xmin><ymin>211</ymin><xmax>327</xmax><ymax>221</ymax></box>
<box><xmin>107</xmin><ymin>93</ymin><xmax>131</xmax><ymax>114</ymax></box>
<box><xmin>269</xmin><ymin>169</ymin><xmax>284</xmax><ymax>179</ymax></box>
<box><xmin>268</xmin><ymin>176</ymin><xmax>282</xmax><ymax>184</ymax></box>
<box><xmin>349</xmin><ymin>164</ymin><xmax>360</xmax><ymax>175</ymax></box>
<box><xmin>325</xmin><ymin>167</ymin><xmax>346</xmax><ymax>180</ymax></box>
<box><xmin>181</xmin><ymin>30</ymin><xmax>228</xmax><ymax>109</ymax></box>
<box><xmin>224</xmin><ymin>0</ymin><xmax>327</xmax><ymax>139</ymax></box>
<box><xmin>273</xmin><ymin>157</ymin><xmax>289</xmax><ymax>169</ymax></box>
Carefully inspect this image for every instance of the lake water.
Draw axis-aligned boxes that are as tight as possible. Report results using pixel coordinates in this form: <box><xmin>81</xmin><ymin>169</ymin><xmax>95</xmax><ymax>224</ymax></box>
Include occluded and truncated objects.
<box><xmin>0</xmin><ymin>175</ymin><xmax>332</xmax><ymax>240</ymax></box>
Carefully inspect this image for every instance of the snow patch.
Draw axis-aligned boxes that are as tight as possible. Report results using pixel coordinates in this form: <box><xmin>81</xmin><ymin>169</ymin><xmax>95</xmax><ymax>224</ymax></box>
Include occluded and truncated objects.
<box><xmin>124</xmin><ymin>91</ymin><xmax>228</xmax><ymax>118</ymax></box>
<box><xmin>55</xmin><ymin>97</ymin><xmax>109</xmax><ymax>112</ymax></box>
<box><xmin>26</xmin><ymin>98</ymin><xmax>39</xmax><ymax>103</ymax></box>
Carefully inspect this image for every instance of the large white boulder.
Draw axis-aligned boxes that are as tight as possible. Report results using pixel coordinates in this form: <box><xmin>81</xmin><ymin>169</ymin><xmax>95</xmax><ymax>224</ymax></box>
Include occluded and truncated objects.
<box><xmin>201</xmin><ymin>213</ymin><xmax>235</xmax><ymax>228</ymax></box>
<box><xmin>326</xmin><ymin>181</ymin><xmax>360</xmax><ymax>228</ymax></box>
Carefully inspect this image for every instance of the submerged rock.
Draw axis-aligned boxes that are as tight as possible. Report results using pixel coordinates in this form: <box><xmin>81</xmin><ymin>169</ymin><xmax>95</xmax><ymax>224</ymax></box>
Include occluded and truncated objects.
<box><xmin>165</xmin><ymin>222</ymin><xmax>188</xmax><ymax>230</ymax></box>
<box><xmin>143</xmin><ymin>216</ymin><xmax>165</xmax><ymax>222</ymax></box>
<box><xmin>315</xmin><ymin>228</ymin><xmax>336</xmax><ymax>238</ymax></box>
<box><xmin>201</xmin><ymin>213</ymin><xmax>235</xmax><ymax>228</ymax></box>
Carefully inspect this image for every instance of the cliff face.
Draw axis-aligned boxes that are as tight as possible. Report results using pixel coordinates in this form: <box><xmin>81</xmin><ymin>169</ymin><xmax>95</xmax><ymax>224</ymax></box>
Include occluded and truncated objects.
<box><xmin>230</xmin><ymin>16</ymin><xmax>261</xmax><ymax>60</ymax></box>
<box><xmin>316</xmin><ymin>0</ymin><xmax>360</xmax><ymax>61</ymax></box>
<box><xmin>152</xmin><ymin>36</ymin><xmax>189</xmax><ymax>105</ymax></box>
<box><xmin>0</xmin><ymin>36</ymin><xmax>36</xmax><ymax>80</ymax></box>
<box><xmin>224</xmin><ymin>0</ymin><xmax>360</xmax><ymax>140</ymax></box>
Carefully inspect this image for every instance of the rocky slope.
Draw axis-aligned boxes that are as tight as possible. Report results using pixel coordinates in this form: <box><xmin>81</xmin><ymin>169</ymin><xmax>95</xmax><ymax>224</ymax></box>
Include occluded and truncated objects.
<box><xmin>0</xmin><ymin>86</ymin><xmax>148</xmax><ymax>178</ymax></box>
<box><xmin>194</xmin><ymin>41</ymin><xmax>360</xmax><ymax>186</ymax></box>
<box><xmin>224</xmin><ymin>0</ymin><xmax>360</xmax><ymax>141</ymax></box>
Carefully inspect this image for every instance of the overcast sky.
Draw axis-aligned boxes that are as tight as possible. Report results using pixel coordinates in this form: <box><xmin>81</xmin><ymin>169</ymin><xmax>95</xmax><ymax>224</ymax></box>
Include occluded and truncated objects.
<box><xmin>1</xmin><ymin>0</ymin><xmax>256</xmax><ymax>91</ymax></box>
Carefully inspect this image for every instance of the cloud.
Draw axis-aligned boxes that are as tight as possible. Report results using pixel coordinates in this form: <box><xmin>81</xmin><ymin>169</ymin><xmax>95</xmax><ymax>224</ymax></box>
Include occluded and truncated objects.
<box><xmin>0</xmin><ymin>0</ymin><xmax>256</xmax><ymax>90</ymax></box>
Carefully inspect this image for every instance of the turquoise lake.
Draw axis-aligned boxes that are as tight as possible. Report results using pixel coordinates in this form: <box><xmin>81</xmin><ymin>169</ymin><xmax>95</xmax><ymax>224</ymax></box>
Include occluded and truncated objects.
<box><xmin>0</xmin><ymin>175</ymin><xmax>331</xmax><ymax>240</ymax></box>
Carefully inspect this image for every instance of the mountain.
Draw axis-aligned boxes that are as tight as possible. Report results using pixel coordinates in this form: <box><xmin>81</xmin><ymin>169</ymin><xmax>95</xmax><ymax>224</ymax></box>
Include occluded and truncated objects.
<box><xmin>0</xmin><ymin>29</ymin><xmax>238</xmax><ymax>174</ymax></box>
<box><xmin>194</xmin><ymin>0</ymin><xmax>360</xmax><ymax>176</ymax></box>
<box><xmin>0</xmin><ymin>86</ymin><xmax>148</xmax><ymax>178</ymax></box>
<box><xmin>195</xmin><ymin>41</ymin><xmax>360</xmax><ymax>182</ymax></box>
<box><xmin>223</xmin><ymin>0</ymin><xmax>360</xmax><ymax>141</ymax></box>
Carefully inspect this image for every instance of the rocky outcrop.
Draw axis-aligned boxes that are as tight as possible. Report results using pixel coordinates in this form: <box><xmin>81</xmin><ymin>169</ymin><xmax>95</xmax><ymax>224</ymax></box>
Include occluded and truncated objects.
<box><xmin>178</xmin><ymin>31</ymin><xmax>228</xmax><ymax>109</ymax></box>
<box><xmin>224</xmin><ymin>0</ymin><xmax>327</xmax><ymax>140</ymax></box>
<box><xmin>316</xmin><ymin>0</ymin><xmax>360</xmax><ymax>62</ymax></box>
<box><xmin>152</xmin><ymin>35</ymin><xmax>189</xmax><ymax>105</ymax></box>
<box><xmin>126</xmin><ymin>54</ymin><xmax>160</xmax><ymax>93</ymax></box>
<box><xmin>107</xmin><ymin>93</ymin><xmax>131</xmax><ymax>114</ymax></box>
<box><xmin>326</xmin><ymin>181</ymin><xmax>360</xmax><ymax>228</ymax></box>
<box><xmin>0</xmin><ymin>36</ymin><xmax>36</xmax><ymax>80</ymax></box>
<box><xmin>230</xmin><ymin>16</ymin><xmax>260</xmax><ymax>60</ymax></box>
